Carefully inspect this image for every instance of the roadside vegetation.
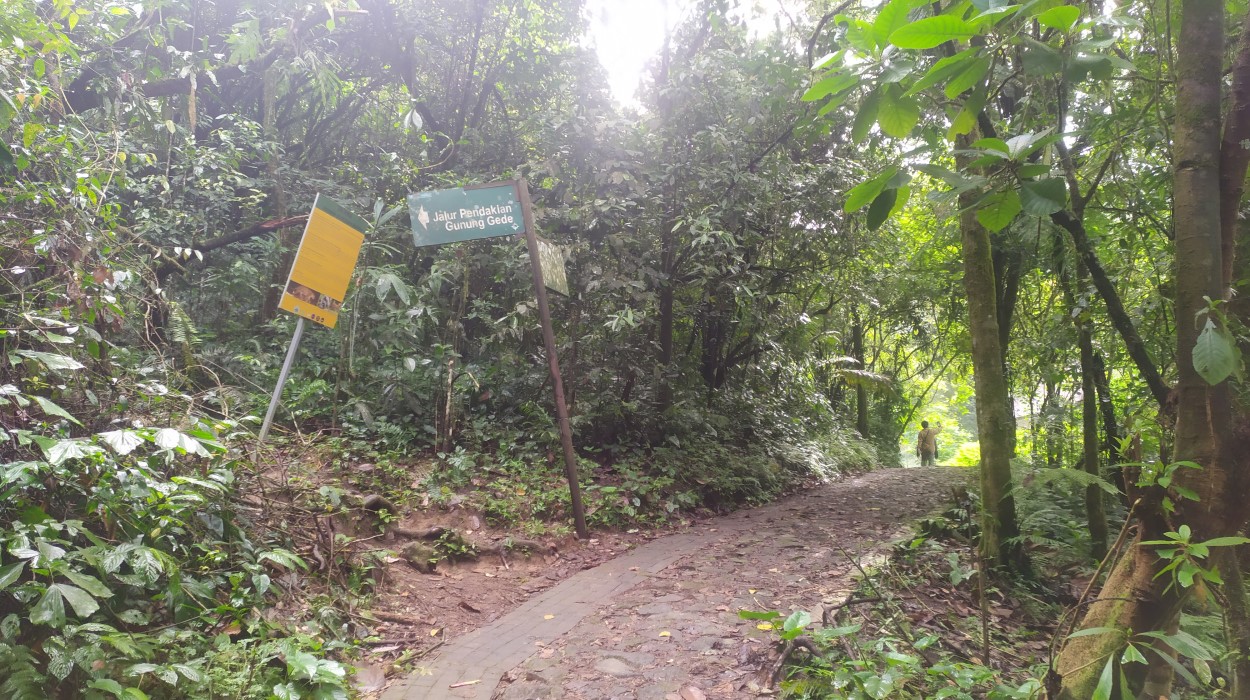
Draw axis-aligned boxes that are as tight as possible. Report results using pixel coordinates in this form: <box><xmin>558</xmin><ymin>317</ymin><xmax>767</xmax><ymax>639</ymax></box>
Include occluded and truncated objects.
<box><xmin>4</xmin><ymin>0</ymin><xmax>1250</xmax><ymax>697</ymax></box>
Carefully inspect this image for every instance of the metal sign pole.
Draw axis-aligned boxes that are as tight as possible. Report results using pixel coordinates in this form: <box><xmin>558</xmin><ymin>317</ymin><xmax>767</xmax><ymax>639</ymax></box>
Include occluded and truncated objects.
<box><xmin>518</xmin><ymin>179</ymin><xmax>589</xmax><ymax>539</ymax></box>
<box><xmin>256</xmin><ymin>316</ymin><xmax>306</xmax><ymax>455</ymax></box>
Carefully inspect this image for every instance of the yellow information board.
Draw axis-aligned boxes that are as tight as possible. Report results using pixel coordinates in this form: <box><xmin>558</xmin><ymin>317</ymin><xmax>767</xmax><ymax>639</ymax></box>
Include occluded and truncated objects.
<box><xmin>278</xmin><ymin>195</ymin><xmax>367</xmax><ymax>328</ymax></box>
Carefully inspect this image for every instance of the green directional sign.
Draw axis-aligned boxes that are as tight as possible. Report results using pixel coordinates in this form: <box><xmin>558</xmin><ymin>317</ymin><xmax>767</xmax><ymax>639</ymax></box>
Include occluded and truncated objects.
<box><xmin>408</xmin><ymin>180</ymin><xmax>526</xmax><ymax>247</ymax></box>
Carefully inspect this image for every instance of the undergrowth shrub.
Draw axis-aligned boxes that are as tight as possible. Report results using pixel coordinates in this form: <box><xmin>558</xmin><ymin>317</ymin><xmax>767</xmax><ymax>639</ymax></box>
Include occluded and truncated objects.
<box><xmin>1</xmin><ymin>347</ymin><xmax>351</xmax><ymax>699</ymax></box>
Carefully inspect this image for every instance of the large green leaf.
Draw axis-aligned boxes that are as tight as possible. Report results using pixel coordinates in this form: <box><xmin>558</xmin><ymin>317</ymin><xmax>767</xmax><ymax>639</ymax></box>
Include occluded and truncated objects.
<box><xmin>780</xmin><ymin>610</ymin><xmax>812</xmax><ymax>640</ymax></box>
<box><xmin>1004</xmin><ymin>130</ymin><xmax>1057</xmax><ymax>159</ymax></box>
<box><xmin>1066</xmin><ymin>52</ymin><xmax>1114</xmax><ymax>82</ymax></box>
<box><xmin>99</xmin><ymin>429</ymin><xmax>146</xmax><ymax>455</ymax></box>
<box><xmin>947</xmin><ymin>89</ymin><xmax>986</xmax><ymax>139</ymax></box>
<box><xmin>14</xmin><ymin>350</ymin><xmax>84</xmax><ymax>372</ymax></box>
<box><xmin>0</xmin><ymin>92</ymin><xmax>15</xmax><ymax>131</ymax></box>
<box><xmin>873</xmin><ymin>0</ymin><xmax>925</xmax><ymax>48</ymax></box>
<box><xmin>1192</xmin><ymin>319</ymin><xmax>1238</xmax><ymax>385</ymax></box>
<box><xmin>1019</xmin><ymin>178</ymin><xmax>1067</xmax><ymax>215</ymax></box>
<box><xmin>889</xmin><ymin>16</ymin><xmax>977</xmax><ymax>49</ymax></box>
<box><xmin>1021</xmin><ymin>39</ymin><xmax>1064</xmax><ymax>75</ymax></box>
<box><xmin>879</xmin><ymin>59</ymin><xmax>916</xmax><ymax>84</ymax></box>
<box><xmin>971</xmin><ymin>137</ymin><xmax>1011</xmax><ymax>156</ymax></box>
<box><xmin>0</xmin><ymin>561</ymin><xmax>24</xmax><ymax>590</ymax></box>
<box><xmin>845</xmin><ymin>166</ymin><xmax>900</xmax><ymax>212</ymax></box>
<box><xmin>53</xmin><ymin>583</ymin><xmax>99</xmax><ymax>618</ymax></box>
<box><xmin>31</xmin><ymin>584</ymin><xmax>66</xmax><ymax>626</ymax></box>
<box><xmin>944</xmin><ymin>56</ymin><xmax>991</xmax><ymax>98</ymax></box>
<box><xmin>1091</xmin><ymin>655</ymin><xmax>1114</xmax><ymax>700</ymax></box>
<box><xmin>890</xmin><ymin>185</ymin><xmax>913</xmax><ymax>219</ymax></box>
<box><xmin>878</xmin><ymin>86</ymin><xmax>920</xmax><ymax>137</ymax></box>
<box><xmin>1036</xmin><ymin>5</ymin><xmax>1080</xmax><ymax>31</ymax></box>
<box><xmin>803</xmin><ymin>72</ymin><xmax>858</xmax><ymax>102</ymax></box>
<box><xmin>32</xmin><ymin>396</ymin><xmax>83</xmax><ymax>426</ymax></box>
<box><xmin>852</xmin><ymin>88</ymin><xmax>882</xmax><ymax>143</ymax></box>
<box><xmin>906</xmin><ymin>48</ymin><xmax>980</xmax><ymax>96</ymax></box>
<box><xmin>65</xmin><ymin>570</ymin><xmax>113</xmax><ymax>598</ymax></box>
<box><xmin>867</xmin><ymin>188</ymin><xmax>899</xmax><ymax>230</ymax></box>
<box><xmin>976</xmin><ymin>189</ymin><xmax>1021</xmax><ymax>231</ymax></box>
<box><xmin>44</xmin><ymin>439</ymin><xmax>102</xmax><ymax>466</ymax></box>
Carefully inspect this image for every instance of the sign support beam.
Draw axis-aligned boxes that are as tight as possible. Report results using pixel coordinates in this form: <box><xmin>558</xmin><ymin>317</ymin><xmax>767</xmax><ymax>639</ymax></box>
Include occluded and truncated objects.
<box><xmin>256</xmin><ymin>316</ymin><xmax>306</xmax><ymax>454</ymax></box>
<box><xmin>518</xmin><ymin>180</ymin><xmax>589</xmax><ymax>539</ymax></box>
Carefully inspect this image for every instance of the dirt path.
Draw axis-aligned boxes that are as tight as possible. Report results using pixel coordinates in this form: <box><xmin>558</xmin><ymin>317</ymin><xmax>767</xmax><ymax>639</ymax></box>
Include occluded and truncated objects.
<box><xmin>379</xmin><ymin>466</ymin><xmax>968</xmax><ymax>700</ymax></box>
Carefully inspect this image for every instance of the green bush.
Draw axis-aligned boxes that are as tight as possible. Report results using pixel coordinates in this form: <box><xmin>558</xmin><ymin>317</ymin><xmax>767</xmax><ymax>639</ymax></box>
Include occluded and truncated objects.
<box><xmin>1</xmin><ymin>363</ymin><xmax>351</xmax><ymax>699</ymax></box>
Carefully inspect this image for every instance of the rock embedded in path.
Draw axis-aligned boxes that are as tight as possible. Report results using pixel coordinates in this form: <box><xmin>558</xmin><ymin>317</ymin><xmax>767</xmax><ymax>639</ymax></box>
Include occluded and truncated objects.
<box><xmin>594</xmin><ymin>657</ymin><xmax>640</xmax><ymax>677</ymax></box>
<box><xmin>398</xmin><ymin>541</ymin><xmax>437</xmax><ymax>573</ymax></box>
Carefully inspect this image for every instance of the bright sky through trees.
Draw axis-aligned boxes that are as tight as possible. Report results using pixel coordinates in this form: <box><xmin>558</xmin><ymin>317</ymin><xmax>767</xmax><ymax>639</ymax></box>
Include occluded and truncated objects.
<box><xmin>586</xmin><ymin>0</ymin><xmax>673</xmax><ymax>104</ymax></box>
<box><xmin>587</xmin><ymin>0</ymin><xmax>798</xmax><ymax>105</ymax></box>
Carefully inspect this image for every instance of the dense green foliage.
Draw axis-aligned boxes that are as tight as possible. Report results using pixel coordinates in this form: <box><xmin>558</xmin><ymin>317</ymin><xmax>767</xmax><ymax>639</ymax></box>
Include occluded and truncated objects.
<box><xmin>6</xmin><ymin>0</ymin><xmax>1250</xmax><ymax>697</ymax></box>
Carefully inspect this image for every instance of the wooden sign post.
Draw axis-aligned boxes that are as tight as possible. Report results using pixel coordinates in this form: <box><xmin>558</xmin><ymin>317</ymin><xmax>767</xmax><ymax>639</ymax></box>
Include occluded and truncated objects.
<box><xmin>407</xmin><ymin>180</ymin><xmax>588</xmax><ymax>538</ymax></box>
<box><xmin>517</xmin><ymin>180</ymin><xmax>587</xmax><ymax>539</ymax></box>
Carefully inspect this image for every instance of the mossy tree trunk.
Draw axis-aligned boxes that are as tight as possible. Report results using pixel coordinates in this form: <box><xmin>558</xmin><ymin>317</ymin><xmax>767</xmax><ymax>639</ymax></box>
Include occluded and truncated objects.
<box><xmin>956</xmin><ymin>138</ymin><xmax>1026</xmax><ymax>574</ymax></box>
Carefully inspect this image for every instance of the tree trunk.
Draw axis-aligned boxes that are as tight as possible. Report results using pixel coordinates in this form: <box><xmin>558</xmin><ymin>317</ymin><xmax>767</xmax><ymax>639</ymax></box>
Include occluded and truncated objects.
<box><xmin>1219</xmin><ymin>549</ymin><xmax>1250</xmax><ymax>697</ymax></box>
<box><xmin>1078</xmin><ymin>303</ymin><xmax>1108</xmax><ymax>560</ymax></box>
<box><xmin>1051</xmin><ymin>211</ymin><xmax>1169</xmax><ymax>409</ymax></box>
<box><xmin>852</xmin><ymin>311</ymin><xmax>869</xmax><ymax>439</ymax></box>
<box><xmin>993</xmin><ymin>246</ymin><xmax>1023</xmax><ymax>455</ymax></box>
<box><xmin>1042</xmin><ymin>378</ymin><xmax>1059</xmax><ymax>468</ymax></box>
<box><xmin>655</xmin><ymin>8</ymin><xmax>676</xmax><ymax>419</ymax></box>
<box><xmin>956</xmin><ymin>139</ymin><xmax>1026</xmax><ymax>573</ymax></box>
<box><xmin>1062</xmin><ymin>260</ymin><xmax>1109</xmax><ymax>558</ymax></box>
<box><xmin>1091</xmin><ymin>352</ymin><xmax>1125</xmax><ymax>497</ymax></box>
<box><xmin>1058</xmin><ymin>0</ymin><xmax>1233</xmax><ymax>694</ymax></box>
<box><xmin>657</xmin><ymin>226</ymin><xmax>676</xmax><ymax>417</ymax></box>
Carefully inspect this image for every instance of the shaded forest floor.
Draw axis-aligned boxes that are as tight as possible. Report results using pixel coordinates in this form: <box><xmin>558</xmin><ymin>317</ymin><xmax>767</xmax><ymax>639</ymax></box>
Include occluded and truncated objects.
<box><xmin>335</xmin><ymin>466</ymin><xmax>1056</xmax><ymax>698</ymax></box>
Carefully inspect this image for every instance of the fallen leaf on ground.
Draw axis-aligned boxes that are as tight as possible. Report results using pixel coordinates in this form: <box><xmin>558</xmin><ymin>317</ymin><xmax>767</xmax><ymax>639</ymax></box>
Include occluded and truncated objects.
<box><xmin>680</xmin><ymin>686</ymin><xmax>707</xmax><ymax>700</ymax></box>
<box><xmin>353</xmin><ymin>663</ymin><xmax>386</xmax><ymax>693</ymax></box>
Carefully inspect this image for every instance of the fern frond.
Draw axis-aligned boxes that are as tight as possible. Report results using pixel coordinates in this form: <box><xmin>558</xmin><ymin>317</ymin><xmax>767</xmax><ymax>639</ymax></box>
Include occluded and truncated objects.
<box><xmin>167</xmin><ymin>300</ymin><xmax>199</xmax><ymax>349</ymax></box>
<box><xmin>1012</xmin><ymin>465</ymin><xmax>1121</xmax><ymax>497</ymax></box>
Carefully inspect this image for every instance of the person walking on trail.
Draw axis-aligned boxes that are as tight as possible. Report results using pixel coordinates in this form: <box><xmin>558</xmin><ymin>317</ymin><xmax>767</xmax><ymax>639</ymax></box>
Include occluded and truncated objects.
<box><xmin>917</xmin><ymin>420</ymin><xmax>943</xmax><ymax>466</ymax></box>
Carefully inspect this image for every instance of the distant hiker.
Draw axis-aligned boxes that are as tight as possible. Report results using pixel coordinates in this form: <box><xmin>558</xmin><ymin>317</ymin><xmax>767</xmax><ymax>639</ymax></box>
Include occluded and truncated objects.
<box><xmin>916</xmin><ymin>420</ymin><xmax>943</xmax><ymax>466</ymax></box>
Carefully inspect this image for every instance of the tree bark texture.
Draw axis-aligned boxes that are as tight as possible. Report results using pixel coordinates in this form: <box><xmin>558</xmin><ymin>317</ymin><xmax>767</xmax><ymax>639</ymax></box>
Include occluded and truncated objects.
<box><xmin>1079</xmin><ymin>310</ymin><xmax>1108</xmax><ymax>560</ymax></box>
<box><xmin>1058</xmin><ymin>1</ymin><xmax>1237</xmax><ymax>695</ymax></box>
<box><xmin>852</xmin><ymin>312</ymin><xmax>869</xmax><ymax>439</ymax></box>
<box><xmin>1218</xmin><ymin>10</ymin><xmax>1250</xmax><ymax>290</ymax></box>
<box><xmin>1092</xmin><ymin>352</ymin><xmax>1128</xmax><ymax>499</ymax></box>
<box><xmin>956</xmin><ymin>139</ymin><xmax>1026</xmax><ymax>573</ymax></box>
<box><xmin>993</xmin><ymin>246</ymin><xmax>1023</xmax><ymax>456</ymax></box>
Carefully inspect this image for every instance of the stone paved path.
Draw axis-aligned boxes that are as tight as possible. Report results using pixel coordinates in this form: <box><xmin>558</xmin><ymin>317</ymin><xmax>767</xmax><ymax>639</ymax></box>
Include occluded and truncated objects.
<box><xmin>381</xmin><ymin>466</ymin><xmax>966</xmax><ymax>700</ymax></box>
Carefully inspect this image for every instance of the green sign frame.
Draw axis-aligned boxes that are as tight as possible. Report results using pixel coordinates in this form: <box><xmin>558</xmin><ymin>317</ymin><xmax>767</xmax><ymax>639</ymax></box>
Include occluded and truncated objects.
<box><xmin>408</xmin><ymin>180</ymin><xmax>525</xmax><ymax>247</ymax></box>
